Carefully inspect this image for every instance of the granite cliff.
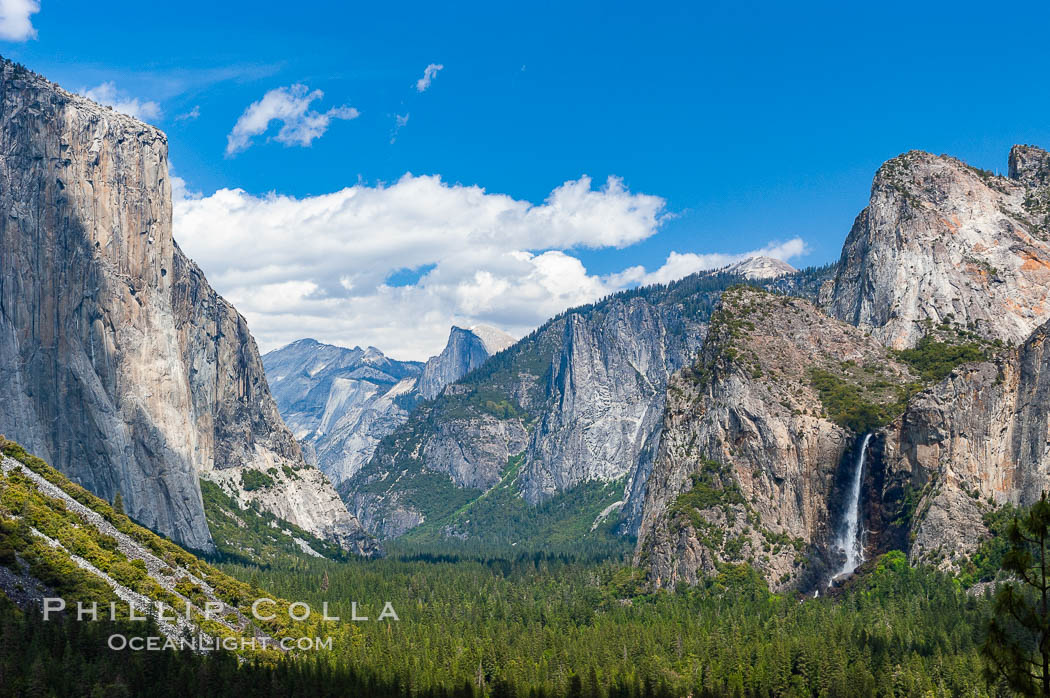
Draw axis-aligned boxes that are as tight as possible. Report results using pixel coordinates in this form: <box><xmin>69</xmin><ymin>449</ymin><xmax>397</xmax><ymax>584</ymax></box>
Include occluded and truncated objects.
<box><xmin>827</xmin><ymin>145</ymin><xmax>1050</xmax><ymax>573</ymax></box>
<box><xmin>418</xmin><ymin>325</ymin><xmax>515</xmax><ymax>400</ymax></box>
<box><xmin>828</xmin><ymin>146</ymin><xmax>1050</xmax><ymax>349</ymax></box>
<box><xmin>637</xmin><ymin>145</ymin><xmax>1050</xmax><ymax>590</ymax></box>
<box><xmin>262</xmin><ymin>325</ymin><xmax>513</xmax><ymax>487</ymax></box>
<box><xmin>635</xmin><ymin>287</ymin><xmax>917</xmax><ymax>590</ymax></box>
<box><xmin>339</xmin><ymin>265</ymin><xmax>834</xmax><ymax>541</ymax></box>
<box><xmin>874</xmin><ymin>314</ymin><xmax>1050</xmax><ymax>572</ymax></box>
<box><xmin>0</xmin><ymin>58</ymin><xmax>375</xmax><ymax>555</ymax></box>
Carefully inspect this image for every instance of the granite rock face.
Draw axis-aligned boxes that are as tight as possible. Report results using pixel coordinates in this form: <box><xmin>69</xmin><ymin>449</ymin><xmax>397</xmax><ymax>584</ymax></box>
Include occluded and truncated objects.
<box><xmin>263</xmin><ymin>340</ymin><xmax>423</xmax><ymax>485</ymax></box>
<box><xmin>263</xmin><ymin>325</ymin><xmax>513</xmax><ymax>487</ymax></box>
<box><xmin>1009</xmin><ymin>144</ymin><xmax>1050</xmax><ymax>188</ymax></box>
<box><xmin>875</xmin><ymin>316</ymin><xmax>1050</xmax><ymax>571</ymax></box>
<box><xmin>0</xmin><ymin>58</ymin><xmax>375</xmax><ymax>555</ymax></box>
<box><xmin>828</xmin><ymin>148</ymin><xmax>1050</xmax><ymax>349</ymax></box>
<box><xmin>635</xmin><ymin>287</ymin><xmax>915</xmax><ymax>590</ymax></box>
<box><xmin>346</xmin><ymin>288</ymin><xmax>709</xmax><ymax>539</ymax></box>
<box><xmin>822</xmin><ymin>145</ymin><xmax>1050</xmax><ymax>573</ymax></box>
<box><xmin>522</xmin><ymin>298</ymin><xmax>702</xmax><ymax>513</ymax></box>
<box><xmin>418</xmin><ymin>325</ymin><xmax>514</xmax><ymax>400</ymax></box>
<box><xmin>636</xmin><ymin>145</ymin><xmax>1050</xmax><ymax>590</ymax></box>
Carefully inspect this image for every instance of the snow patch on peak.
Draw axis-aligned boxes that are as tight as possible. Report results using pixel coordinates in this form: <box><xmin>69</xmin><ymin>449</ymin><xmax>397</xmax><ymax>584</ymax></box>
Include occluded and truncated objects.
<box><xmin>467</xmin><ymin>324</ymin><xmax>516</xmax><ymax>355</ymax></box>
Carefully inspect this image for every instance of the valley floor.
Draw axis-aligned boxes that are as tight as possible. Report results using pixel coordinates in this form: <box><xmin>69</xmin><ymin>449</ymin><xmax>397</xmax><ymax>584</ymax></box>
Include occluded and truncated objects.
<box><xmin>207</xmin><ymin>546</ymin><xmax>991</xmax><ymax>697</ymax></box>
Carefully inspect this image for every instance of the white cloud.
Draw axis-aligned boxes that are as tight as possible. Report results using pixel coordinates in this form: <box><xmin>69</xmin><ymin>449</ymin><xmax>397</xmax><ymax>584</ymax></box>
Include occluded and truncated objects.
<box><xmin>415</xmin><ymin>63</ymin><xmax>444</xmax><ymax>92</ymax></box>
<box><xmin>173</xmin><ymin>174</ymin><xmax>807</xmax><ymax>360</ymax></box>
<box><xmin>0</xmin><ymin>0</ymin><xmax>39</xmax><ymax>41</ymax></box>
<box><xmin>169</xmin><ymin>175</ymin><xmax>200</xmax><ymax>204</ymax></box>
<box><xmin>390</xmin><ymin>112</ymin><xmax>409</xmax><ymax>144</ymax></box>
<box><xmin>80</xmin><ymin>82</ymin><xmax>162</xmax><ymax>122</ymax></box>
<box><xmin>175</xmin><ymin>105</ymin><xmax>200</xmax><ymax>122</ymax></box>
<box><xmin>225</xmin><ymin>84</ymin><xmax>359</xmax><ymax>156</ymax></box>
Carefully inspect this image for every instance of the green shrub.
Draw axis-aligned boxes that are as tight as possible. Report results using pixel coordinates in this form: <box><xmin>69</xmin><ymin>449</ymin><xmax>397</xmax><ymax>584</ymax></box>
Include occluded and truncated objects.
<box><xmin>672</xmin><ymin>460</ymin><xmax>745</xmax><ymax>514</ymax></box>
<box><xmin>668</xmin><ymin>460</ymin><xmax>748</xmax><ymax>551</ymax></box>
<box><xmin>892</xmin><ymin>335</ymin><xmax>987</xmax><ymax>382</ymax></box>
<box><xmin>240</xmin><ymin>469</ymin><xmax>275</xmax><ymax>492</ymax></box>
<box><xmin>109</xmin><ymin>560</ymin><xmax>148</xmax><ymax>589</ymax></box>
<box><xmin>809</xmin><ymin>368</ymin><xmax>897</xmax><ymax>433</ymax></box>
<box><xmin>956</xmin><ymin>502</ymin><xmax>1019</xmax><ymax>587</ymax></box>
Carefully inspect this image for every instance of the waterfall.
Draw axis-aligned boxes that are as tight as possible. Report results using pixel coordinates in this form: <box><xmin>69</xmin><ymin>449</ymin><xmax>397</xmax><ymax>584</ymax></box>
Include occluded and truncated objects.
<box><xmin>831</xmin><ymin>433</ymin><xmax>872</xmax><ymax>583</ymax></box>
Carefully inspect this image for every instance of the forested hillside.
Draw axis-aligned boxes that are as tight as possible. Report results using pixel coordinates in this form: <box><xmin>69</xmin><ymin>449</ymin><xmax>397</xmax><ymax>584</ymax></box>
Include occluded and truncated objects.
<box><xmin>0</xmin><ymin>432</ymin><xmax>1013</xmax><ymax>697</ymax></box>
<box><xmin>0</xmin><ymin>438</ymin><xmax>351</xmax><ymax>659</ymax></box>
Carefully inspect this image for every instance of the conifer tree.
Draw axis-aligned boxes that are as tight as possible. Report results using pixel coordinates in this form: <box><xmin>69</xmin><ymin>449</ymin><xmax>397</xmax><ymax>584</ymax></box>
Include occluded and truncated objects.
<box><xmin>983</xmin><ymin>492</ymin><xmax>1050</xmax><ymax>695</ymax></box>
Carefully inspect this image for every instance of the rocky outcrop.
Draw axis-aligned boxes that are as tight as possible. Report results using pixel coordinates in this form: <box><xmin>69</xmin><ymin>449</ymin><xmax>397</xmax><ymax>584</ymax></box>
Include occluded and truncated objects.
<box><xmin>418</xmin><ymin>325</ymin><xmax>514</xmax><ymax>400</ymax></box>
<box><xmin>522</xmin><ymin>298</ymin><xmax>702</xmax><ymax>511</ymax></box>
<box><xmin>828</xmin><ymin>147</ymin><xmax>1050</xmax><ymax>349</ymax></box>
<box><xmin>342</xmin><ymin>262</ymin><xmax>840</xmax><ymax>542</ymax></box>
<box><xmin>0</xmin><ymin>57</ymin><xmax>374</xmax><ymax>554</ymax></box>
<box><xmin>635</xmin><ymin>287</ymin><xmax>917</xmax><ymax>590</ymax></box>
<box><xmin>263</xmin><ymin>326</ymin><xmax>513</xmax><ymax>487</ymax></box>
<box><xmin>875</xmin><ymin>316</ymin><xmax>1050</xmax><ymax>570</ymax></box>
<box><xmin>345</xmin><ymin>278</ymin><xmax>731</xmax><ymax>539</ymax></box>
<box><xmin>1009</xmin><ymin>144</ymin><xmax>1050</xmax><ymax>187</ymax></box>
<box><xmin>263</xmin><ymin>339</ymin><xmax>423</xmax><ymax>484</ymax></box>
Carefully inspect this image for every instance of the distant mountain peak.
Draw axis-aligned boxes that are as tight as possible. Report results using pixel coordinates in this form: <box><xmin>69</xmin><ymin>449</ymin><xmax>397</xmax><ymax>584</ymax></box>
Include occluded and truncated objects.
<box><xmin>721</xmin><ymin>256</ymin><xmax>797</xmax><ymax>280</ymax></box>
<box><xmin>417</xmin><ymin>324</ymin><xmax>513</xmax><ymax>400</ymax></box>
<box><xmin>263</xmin><ymin>322</ymin><xmax>514</xmax><ymax>485</ymax></box>
<box><xmin>361</xmin><ymin>346</ymin><xmax>388</xmax><ymax>362</ymax></box>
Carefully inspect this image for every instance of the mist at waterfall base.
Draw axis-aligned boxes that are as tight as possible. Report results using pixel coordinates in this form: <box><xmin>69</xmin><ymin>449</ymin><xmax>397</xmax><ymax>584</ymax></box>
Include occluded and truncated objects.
<box><xmin>828</xmin><ymin>433</ymin><xmax>873</xmax><ymax>588</ymax></box>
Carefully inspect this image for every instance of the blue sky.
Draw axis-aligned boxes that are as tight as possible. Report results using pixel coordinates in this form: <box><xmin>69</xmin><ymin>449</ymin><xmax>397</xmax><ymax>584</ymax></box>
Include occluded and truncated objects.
<box><xmin>3</xmin><ymin>0</ymin><xmax>1049</xmax><ymax>357</ymax></box>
